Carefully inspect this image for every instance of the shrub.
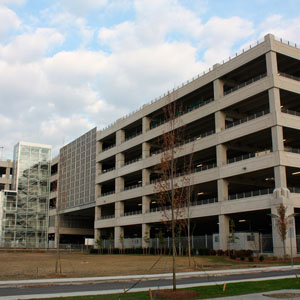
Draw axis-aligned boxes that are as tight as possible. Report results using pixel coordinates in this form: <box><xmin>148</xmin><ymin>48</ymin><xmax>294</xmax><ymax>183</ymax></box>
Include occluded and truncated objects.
<box><xmin>248</xmin><ymin>256</ymin><xmax>254</xmax><ymax>262</ymax></box>
<box><xmin>198</xmin><ymin>248</ymin><xmax>210</xmax><ymax>256</ymax></box>
<box><xmin>272</xmin><ymin>256</ymin><xmax>278</xmax><ymax>261</ymax></box>
<box><xmin>259</xmin><ymin>255</ymin><xmax>264</xmax><ymax>262</ymax></box>
<box><xmin>217</xmin><ymin>249</ymin><xmax>224</xmax><ymax>256</ymax></box>
<box><xmin>89</xmin><ymin>248</ymin><xmax>98</xmax><ymax>254</ymax></box>
<box><xmin>245</xmin><ymin>249</ymin><xmax>253</xmax><ymax>257</ymax></box>
<box><xmin>240</xmin><ymin>256</ymin><xmax>245</xmax><ymax>261</ymax></box>
<box><xmin>230</xmin><ymin>253</ymin><xmax>236</xmax><ymax>260</ymax></box>
<box><xmin>209</xmin><ymin>249</ymin><xmax>217</xmax><ymax>256</ymax></box>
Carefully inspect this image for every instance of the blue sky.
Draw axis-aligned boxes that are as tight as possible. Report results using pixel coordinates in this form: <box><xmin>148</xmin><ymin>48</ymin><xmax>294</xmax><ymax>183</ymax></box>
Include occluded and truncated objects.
<box><xmin>0</xmin><ymin>0</ymin><xmax>300</xmax><ymax>158</ymax></box>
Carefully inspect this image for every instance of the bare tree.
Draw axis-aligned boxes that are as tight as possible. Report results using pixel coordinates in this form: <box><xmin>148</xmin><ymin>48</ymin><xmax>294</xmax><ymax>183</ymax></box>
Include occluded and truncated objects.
<box><xmin>154</xmin><ymin>95</ymin><xmax>187</xmax><ymax>291</ymax></box>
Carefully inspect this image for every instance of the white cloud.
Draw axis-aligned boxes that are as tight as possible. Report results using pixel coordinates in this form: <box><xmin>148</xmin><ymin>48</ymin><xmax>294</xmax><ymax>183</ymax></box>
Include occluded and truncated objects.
<box><xmin>61</xmin><ymin>0</ymin><xmax>107</xmax><ymax>15</ymax></box>
<box><xmin>0</xmin><ymin>28</ymin><xmax>64</xmax><ymax>63</ymax></box>
<box><xmin>258</xmin><ymin>15</ymin><xmax>300</xmax><ymax>44</ymax></box>
<box><xmin>0</xmin><ymin>0</ymin><xmax>25</xmax><ymax>5</ymax></box>
<box><xmin>0</xmin><ymin>5</ymin><xmax>21</xmax><ymax>40</ymax></box>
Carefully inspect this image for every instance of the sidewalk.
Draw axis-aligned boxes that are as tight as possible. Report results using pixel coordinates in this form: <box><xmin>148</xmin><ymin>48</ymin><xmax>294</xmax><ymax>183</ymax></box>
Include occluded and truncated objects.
<box><xmin>1</xmin><ymin>265</ymin><xmax>299</xmax><ymax>288</ymax></box>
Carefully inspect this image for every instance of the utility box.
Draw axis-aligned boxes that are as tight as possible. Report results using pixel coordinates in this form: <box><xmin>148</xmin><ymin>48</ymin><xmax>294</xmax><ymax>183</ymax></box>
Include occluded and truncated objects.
<box><xmin>213</xmin><ymin>232</ymin><xmax>259</xmax><ymax>251</ymax></box>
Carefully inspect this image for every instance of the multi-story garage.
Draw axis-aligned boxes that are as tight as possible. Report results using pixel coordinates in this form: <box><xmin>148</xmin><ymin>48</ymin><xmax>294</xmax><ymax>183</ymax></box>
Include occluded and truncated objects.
<box><xmin>95</xmin><ymin>34</ymin><xmax>300</xmax><ymax>257</ymax></box>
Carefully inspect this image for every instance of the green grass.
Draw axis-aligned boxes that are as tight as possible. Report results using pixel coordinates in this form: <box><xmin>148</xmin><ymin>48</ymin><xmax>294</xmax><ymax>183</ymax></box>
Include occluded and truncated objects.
<box><xmin>30</xmin><ymin>278</ymin><xmax>300</xmax><ymax>300</ymax></box>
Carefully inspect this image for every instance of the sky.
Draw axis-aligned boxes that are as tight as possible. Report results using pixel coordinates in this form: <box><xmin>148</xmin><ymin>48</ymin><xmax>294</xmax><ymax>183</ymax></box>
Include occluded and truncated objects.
<box><xmin>1</xmin><ymin>0</ymin><xmax>300</xmax><ymax>159</ymax></box>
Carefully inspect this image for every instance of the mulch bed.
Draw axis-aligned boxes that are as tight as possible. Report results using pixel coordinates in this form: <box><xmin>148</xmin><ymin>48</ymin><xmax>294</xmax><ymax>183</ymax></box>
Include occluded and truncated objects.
<box><xmin>153</xmin><ymin>289</ymin><xmax>200</xmax><ymax>299</ymax></box>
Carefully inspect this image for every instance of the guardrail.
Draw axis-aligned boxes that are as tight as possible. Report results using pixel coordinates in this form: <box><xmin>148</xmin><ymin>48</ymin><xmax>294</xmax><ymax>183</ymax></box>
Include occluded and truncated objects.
<box><xmin>279</xmin><ymin>72</ymin><xmax>300</xmax><ymax>81</ymax></box>
<box><xmin>225</xmin><ymin>109</ymin><xmax>269</xmax><ymax>129</ymax></box>
<box><xmin>229</xmin><ymin>188</ymin><xmax>273</xmax><ymax>200</ymax></box>
<box><xmin>98</xmin><ymin>214</ymin><xmax>115</xmax><ymax>220</ymax></box>
<box><xmin>100</xmin><ymin>191</ymin><xmax>115</xmax><ymax>197</ymax></box>
<box><xmin>123</xmin><ymin>210</ymin><xmax>142</xmax><ymax>216</ymax></box>
<box><xmin>123</xmin><ymin>183</ymin><xmax>142</xmax><ymax>191</ymax></box>
<box><xmin>282</xmin><ymin>108</ymin><xmax>300</xmax><ymax>117</ymax></box>
<box><xmin>285</xmin><ymin>147</ymin><xmax>300</xmax><ymax>154</ymax></box>
<box><xmin>227</xmin><ymin>150</ymin><xmax>271</xmax><ymax>164</ymax></box>
<box><xmin>124</xmin><ymin>157</ymin><xmax>142</xmax><ymax>166</ymax></box>
<box><xmin>102</xmin><ymin>144</ymin><xmax>116</xmax><ymax>152</ymax></box>
<box><xmin>150</xmin><ymin>129</ymin><xmax>215</xmax><ymax>156</ymax></box>
<box><xmin>149</xmin><ymin>98</ymin><xmax>215</xmax><ymax>130</ymax></box>
<box><xmin>224</xmin><ymin>73</ymin><xmax>267</xmax><ymax>96</ymax></box>
<box><xmin>125</xmin><ymin>131</ymin><xmax>142</xmax><ymax>142</ymax></box>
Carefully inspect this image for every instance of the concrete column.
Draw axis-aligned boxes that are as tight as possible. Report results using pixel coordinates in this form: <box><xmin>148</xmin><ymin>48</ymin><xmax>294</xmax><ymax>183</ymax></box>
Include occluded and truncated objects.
<box><xmin>271</xmin><ymin>205</ymin><xmax>297</xmax><ymax>257</ymax></box>
<box><xmin>94</xmin><ymin>228</ymin><xmax>100</xmax><ymax>243</ymax></box>
<box><xmin>143</xmin><ymin>117</ymin><xmax>151</xmax><ymax>133</ymax></box>
<box><xmin>213</xmin><ymin>78</ymin><xmax>224</xmax><ymax>100</ymax></box>
<box><xmin>115</xmin><ymin>177</ymin><xmax>124</xmax><ymax>193</ymax></box>
<box><xmin>95</xmin><ymin>184</ymin><xmax>102</xmax><ymax>198</ymax></box>
<box><xmin>142</xmin><ymin>142</ymin><xmax>150</xmax><ymax>159</ymax></box>
<box><xmin>216</xmin><ymin>144</ymin><xmax>227</xmax><ymax>167</ymax></box>
<box><xmin>266</xmin><ymin>49</ymin><xmax>278</xmax><ymax>79</ymax></box>
<box><xmin>142</xmin><ymin>168</ymin><xmax>151</xmax><ymax>186</ymax></box>
<box><xmin>142</xmin><ymin>223</ymin><xmax>151</xmax><ymax>248</ymax></box>
<box><xmin>274</xmin><ymin>166</ymin><xmax>287</xmax><ymax>189</ymax></box>
<box><xmin>268</xmin><ymin>87</ymin><xmax>281</xmax><ymax>114</ymax></box>
<box><xmin>218</xmin><ymin>179</ymin><xmax>228</xmax><ymax>202</ymax></box>
<box><xmin>215</xmin><ymin>111</ymin><xmax>226</xmax><ymax>133</ymax></box>
<box><xmin>218</xmin><ymin>214</ymin><xmax>230</xmax><ymax>251</ymax></box>
<box><xmin>116</xmin><ymin>153</ymin><xmax>125</xmax><ymax>169</ymax></box>
<box><xmin>97</xmin><ymin>141</ymin><xmax>103</xmax><ymax>153</ymax></box>
<box><xmin>271</xmin><ymin>126</ymin><xmax>284</xmax><ymax>152</ymax></box>
<box><xmin>115</xmin><ymin>201</ymin><xmax>124</xmax><ymax>218</ymax></box>
<box><xmin>95</xmin><ymin>206</ymin><xmax>101</xmax><ymax>220</ymax></box>
<box><xmin>142</xmin><ymin>195</ymin><xmax>151</xmax><ymax>214</ymax></box>
<box><xmin>116</xmin><ymin>129</ymin><xmax>125</xmax><ymax>145</ymax></box>
<box><xmin>54</xmin><ymin>214</ymin><xmax>60</xmax><ymax>248</ymax></box>
<box><xmin>96</xmin><ymin>162</ymin><xmax>102</xmax><ymax>175</ymax></box>
<box><xmin>114</xmin><ymin>226</ymin><xmax>124</xmax><ymax>249</ymax></box>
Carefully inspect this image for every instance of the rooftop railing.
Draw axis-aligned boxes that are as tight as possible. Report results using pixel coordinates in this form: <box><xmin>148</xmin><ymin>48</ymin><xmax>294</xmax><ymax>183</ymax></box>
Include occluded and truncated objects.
<box><xmin>224</xmin><ymin>73</ymin><xmax>267</xmax><ymax>96</ymax></box>
<box><xmin>225</xmin><ymin>109</ymin><xmax>270</xmax><ymax>129</ymax></box>
<box><xmin>229</xmin><ymin>188</ymin><xmax>273</xmax><ymax>200</ymax></box>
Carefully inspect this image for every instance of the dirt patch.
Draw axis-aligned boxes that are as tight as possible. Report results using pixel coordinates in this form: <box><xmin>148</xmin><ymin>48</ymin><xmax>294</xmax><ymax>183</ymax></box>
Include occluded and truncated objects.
<box><xmin>0</xmin><ymin>251</ymin><xmax>288</xmax><ymax>280</ymax></box>
<box><xmin>153</xmin><ymin>289</ymin><xmax>200</xmax><ymax>299</ymax></box>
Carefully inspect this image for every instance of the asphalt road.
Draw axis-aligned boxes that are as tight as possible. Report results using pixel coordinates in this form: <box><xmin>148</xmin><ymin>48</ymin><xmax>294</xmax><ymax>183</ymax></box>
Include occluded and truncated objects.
<box><xmin>0</xmin><ymin>268</ymin><xmax>299</xmax><ymax>298</ymax></box>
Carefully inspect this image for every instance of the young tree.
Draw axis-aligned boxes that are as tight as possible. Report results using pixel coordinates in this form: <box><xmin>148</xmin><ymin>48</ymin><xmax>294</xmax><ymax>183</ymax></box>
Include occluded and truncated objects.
<box><xmin>270</xmin><ymin>204</ymin><xmax>299</xmax><ymax>259</ymax></box>
<box><xmin>154</xmin><ymin>94</ymin><xmax>187</xmax><ymax>291</ymax></box>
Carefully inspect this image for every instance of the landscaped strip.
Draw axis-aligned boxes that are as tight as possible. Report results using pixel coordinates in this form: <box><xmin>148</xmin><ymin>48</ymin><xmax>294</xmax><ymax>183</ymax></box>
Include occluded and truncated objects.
<box><xmin>29</xmin><ymin>277</ymin><xmax>300</xmax><ymax>300</ymax></box>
